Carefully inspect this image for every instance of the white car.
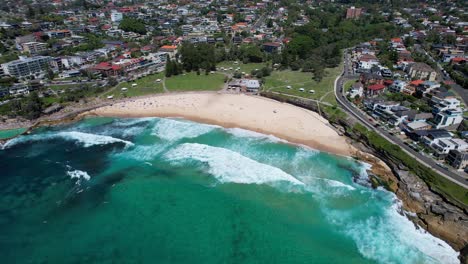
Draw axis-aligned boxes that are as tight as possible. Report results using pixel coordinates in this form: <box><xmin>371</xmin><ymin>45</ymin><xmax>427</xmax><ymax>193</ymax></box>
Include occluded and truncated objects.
<box><xmin>299</xmin><ymin>88</ymin><xmax>305</xmax><ymax>92</ymax></box>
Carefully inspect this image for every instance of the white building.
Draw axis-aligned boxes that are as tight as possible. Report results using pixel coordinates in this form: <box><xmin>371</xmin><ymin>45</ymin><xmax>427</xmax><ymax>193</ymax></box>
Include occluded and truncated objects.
<box><xmin>432</xmin><ymin>98</ymin><xmax>461</xmax><ymax>114</ymax></box>
<box><xmin>432</xmin><ymin>108</ymin><xmax>464</xmax><ymax>129</ymax></box>
<box><xmin>1</xmin><ymin>56</ymin><xmax>52</xmax><ymax>78</ymax></box>
<box><xmin>111</xmin><ymin>11</ymin><xmax>123</xmax><ymax>23</ymax></box>
<box><xmin>431</xmin><ymin>138</ymin><xmax>468</xmax><ymax>157</ymax></box>
<box><xmin>388</xmin><ymin>80</ymin><xmax>407</xmax><ymax>93</ymax></box>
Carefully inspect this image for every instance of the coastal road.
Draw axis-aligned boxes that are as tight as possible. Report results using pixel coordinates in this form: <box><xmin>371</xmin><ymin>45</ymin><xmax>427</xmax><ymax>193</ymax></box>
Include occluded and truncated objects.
<box><xmin>334</xmin><ymin>51</ymin><xmax>468</xmax><ymax>189</ymax></box>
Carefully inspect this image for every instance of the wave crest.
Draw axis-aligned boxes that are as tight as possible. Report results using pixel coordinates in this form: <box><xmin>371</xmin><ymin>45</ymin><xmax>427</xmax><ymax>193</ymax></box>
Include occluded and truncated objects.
<box><xmin>152</xmin><ymin>118</ymin><xmax>218</xmax><ymax>141</ymax></box>
<box><xmin>165</xmin><ymin>143</ymin><xmax>304</xmax><ymax>186</ymax></box>
<box><xmin>2</xmin><ymin>131</ymin><xmax>133</xmax><ymax>149</ymax></box>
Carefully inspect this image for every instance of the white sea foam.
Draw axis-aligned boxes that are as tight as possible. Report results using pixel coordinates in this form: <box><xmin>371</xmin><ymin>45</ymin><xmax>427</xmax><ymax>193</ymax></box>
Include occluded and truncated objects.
<box><xmin>114</xmin><ymin>117</ymin><xmax>156</xmax><ymax>127</ymax></box>
<box><xmin>224</xmin><ymin>127</ymin><xmax>286</xmax><ymax>143</ymax></box>
<box><xmin>152</xmin><ymin>118</ymin><xmax>218</xmax><ymax>141</ymax></box>
<box><xmin>67</xmin><ymin>170</ymin><xmax>91</xmax><ymax>185</ymax></box>
<box><xmin>2</xmin><ymin>131</ymin><xmax>134</xmax><ymax>149</ymax></box>
<box><xmin>320</xmin><ymin>178</ymin><xmax>356</xmax><ymax>190</ymax></box>
<box><xmin>122</xmin><ymin>145</ymin><xmax>166</xmax><ymax>161</ymax></box>
<box><xmin>56</xmin><ymin>131</ymin><xmax>134</xmax><ymax>147</ymax></box>
<box><xmin>165</xmin><ymin>143</ymin><xmax>304</xmax><ymax>186</ymax></box>
<box><xmin>326</xmin><ymin>192</ymin><xmax>459</xmax><ymax>264</ymax></box>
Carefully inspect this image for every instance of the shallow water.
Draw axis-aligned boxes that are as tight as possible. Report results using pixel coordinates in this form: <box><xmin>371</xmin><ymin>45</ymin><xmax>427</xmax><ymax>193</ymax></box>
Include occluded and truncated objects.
<box><xmin>0</xmin><ymin>117</ymin><xmax>458</xmax><ymax>263</ymax></box>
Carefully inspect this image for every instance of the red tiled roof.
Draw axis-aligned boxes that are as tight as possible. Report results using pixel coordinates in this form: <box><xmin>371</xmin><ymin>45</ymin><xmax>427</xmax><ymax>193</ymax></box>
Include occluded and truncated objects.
<box><xmin>367</xmin><ymin>84</ymin><xmax>385</xmax><ymax>90</ymax></box>
<box><xmin>410</xmin><ymin>80</ymin><xmax>424</xmax><ymax>86</ymax></box>
<box><xmin>451</xmin><ymin>57</ymin><xmax>466</xmax><ymax>63</ymax></box>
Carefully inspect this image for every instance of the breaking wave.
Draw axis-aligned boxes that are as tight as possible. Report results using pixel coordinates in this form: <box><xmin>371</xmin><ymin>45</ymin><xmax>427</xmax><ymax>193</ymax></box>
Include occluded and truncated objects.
<box><xmin>342</xmin><ymin>198</ymin><xmax>458</xmax><ymax>264</ymax></box>
<box><xmin>224</xmin><ymin>127</ymin><xmax>286</xmax><ymax>143</ymax></box>
<box><xmin>1</xmin><ymin>131</ymin><xmax>133</xmax><ymax>149</ymax></box>
<box><xmin>152</xmin><ymin>118</ymin><xmax>218</xmax><ymax>142</ymax></box>
<box><xmin>165</xmin><ymin>143</ymin><xmax>304</xmax><ymax>186</ymax></box>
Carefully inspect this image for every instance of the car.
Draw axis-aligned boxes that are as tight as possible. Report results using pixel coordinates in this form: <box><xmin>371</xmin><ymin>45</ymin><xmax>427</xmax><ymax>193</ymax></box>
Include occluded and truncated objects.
<box><xmin>299</xmin><ymin>88</ymin><xmax>305</xmax><ymax>92</ymax></box>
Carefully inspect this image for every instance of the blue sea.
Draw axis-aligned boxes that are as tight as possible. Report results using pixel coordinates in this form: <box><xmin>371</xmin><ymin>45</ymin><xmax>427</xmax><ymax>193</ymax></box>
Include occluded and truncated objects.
<box><xmin>0</xmin><ymin>117</ymin><xmax>459</xmax><ymax>263</ymax></box>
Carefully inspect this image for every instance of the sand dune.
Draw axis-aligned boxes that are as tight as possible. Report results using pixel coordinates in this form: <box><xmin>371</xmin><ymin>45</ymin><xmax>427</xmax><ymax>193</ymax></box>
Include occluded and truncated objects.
<box><xmin>87</xmin><ymin>92</ymin><xmax>353</xmax><ymax>155</ymax></box>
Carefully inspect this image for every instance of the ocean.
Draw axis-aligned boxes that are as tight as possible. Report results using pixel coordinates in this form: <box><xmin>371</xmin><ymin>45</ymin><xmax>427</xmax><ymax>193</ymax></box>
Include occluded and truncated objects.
<box><xmin>0</xmin><ymin>117</ymin><xmax>459</xmax><ymax>263</ymax></box>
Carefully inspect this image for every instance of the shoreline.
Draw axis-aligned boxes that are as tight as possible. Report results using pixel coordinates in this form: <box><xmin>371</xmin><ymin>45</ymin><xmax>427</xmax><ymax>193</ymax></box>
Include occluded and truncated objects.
<box><xmin>84</xmin><ymin>92</ymin><xmax>355</xmax><ymax>156</ymax></box>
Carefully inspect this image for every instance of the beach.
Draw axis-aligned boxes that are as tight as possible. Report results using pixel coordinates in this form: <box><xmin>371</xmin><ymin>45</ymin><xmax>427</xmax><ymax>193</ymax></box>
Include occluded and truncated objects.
<box><xmin>87</xmin><ymin>92</ymin><xmax>353</xmax><ymax>156</ymax></box>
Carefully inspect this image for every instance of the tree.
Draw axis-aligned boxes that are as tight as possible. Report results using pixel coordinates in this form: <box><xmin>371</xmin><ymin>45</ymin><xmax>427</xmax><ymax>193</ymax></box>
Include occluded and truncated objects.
<box><xmin>119</xmin><ymin>17</ymin><xmax>147</xmax><ymax>35</ymax></box>
<box><xmin>23</xmin><ymin>92</ymin><xmax>43</xmax><ymax>120</ymax></box>
<box><xmin>108</xmin><ymin>77</ymin><xmax>118</xmax><ymax>87</ymax></box>
<box><xmin>165</xmin><ymin>57</ymin><xmax>173</xmax><ymax>77</ymax></box>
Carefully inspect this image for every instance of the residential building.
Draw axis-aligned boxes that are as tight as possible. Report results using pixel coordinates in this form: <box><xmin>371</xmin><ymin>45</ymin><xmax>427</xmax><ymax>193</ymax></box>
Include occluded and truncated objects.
<box><xmin>111</xmin><ymin>11</ymin><xmax>124</xmax><ymax>23</ymax></box>
<box><xmin>346</xmin><ymin>6</ymin><xmax>363</xmax><ymax>19</ymax></box>
<box><xmin>432</xmin><ymin>108</ymin><xmax>464</xmax><ymax>130</ymax></box>
<box><xmin>431</xmin><ymin>138</ymin><xmax>468</xmax><ymax>158</ymax></box>
<box><xmin>446</xmin><ymin>150</ymin><xmax>468</xmax><ymax>170</ymax></box>
<box><xmin>1</xmin><ymin>56</ymin><xmax>52</xmax><ymax>78</ymax></box>
<box><xmin>408</xmin><ymin>62</ymin><xmax>437</xmax><ymax>81</ymax></box>
<box><xmin>263</xmin><ymin>42</ymin><xmax>282</xmax><ymax>53</ymax></box>
<box><xmin>21</xmin><ymin>42</ymin><xmax>48</xmax><ymax>55</ymax></box>
<box><xmin>388</xmin><ymin>80</ymin><xmax>407</xmax><ymax>93</ymax></box>
<box><xmin>432</xmin><ymin>98</ymin><xmax>461</xmax><ymax>114</ymax></box>
<box><xmin>366</xmin><ymin>84</ymin><xmax>386</xmax><ymax>97</ymax></box>
<box><xmin>348</xmin><ymin>82</ymin><xmax>363</xmax><ymax>98</ymax></box>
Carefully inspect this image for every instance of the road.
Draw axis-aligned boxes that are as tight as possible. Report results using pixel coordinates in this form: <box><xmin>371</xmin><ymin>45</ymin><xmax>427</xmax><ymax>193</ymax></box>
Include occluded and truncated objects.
<box><xmin>335</xmin><ymin>50</ymin><xmax>468</xmax><ymax>189</ymax></box>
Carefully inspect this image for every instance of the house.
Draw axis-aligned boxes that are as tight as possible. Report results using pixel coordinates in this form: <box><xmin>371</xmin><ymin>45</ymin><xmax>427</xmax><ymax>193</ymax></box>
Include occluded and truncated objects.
<box><xmin>432</xmin><ymin>98</ymin><xmax>461</xmax><ymax>114</ymax></box>
<box><xmin>263</xmin><ymin>42</ymin><xmax>282</xmax><ymax>53</ymax></box>
<box><xmin>388</xmin><ymin>80</ymin><xmax>407</xmax><ymax>93</ymax></box>
<box><xmin>346</xmin><ymin>6</ymin><xmax>363</xmax><ymax>19</ymax></box>
<box><xmin>405</xmin><ymin>121</ymin><xmax>432</xmax><ymax>132</ymax></box>
<box><xmin>93</xmin><ymin>62</ymin><xmax>122</xmax><ymax>76</ymax></box>
<box><xmin>158</xmin><ymin>45</ymin><xmax>177</xmax><ymax>59</ymax></box>
<box><xmin>430</xmin><ymin>138</ymin><xmax>468</xmax><ymax>158</ymax></box>
<box><xmin>110</xmin><ymin>10</ymin><xmax>123</xmax><ymax>23</ymax></box>
<box><xmin>431</xmin><ymin>108</ymin><xmax>464</xmax><ymax>130</ymax></box>
<box><xmin>348</xmin><ymin>82</ymin><xmax>363</xmax><ymax>98</ymax></box>
<box><xmin>358</xmin><ymin>54</ymin><xmax>379</xmax><ymax>70</ymax></box>
<box><xmin>360</xmin><ymin>73</ymin><xmax>384</xmax><ymax>86</ymax></box>
<box><xmin>446</xmin><ymin>150</ymin><xmax>468</xmax><ymax>170</ymax></box>
<box><xmin>366</xmin><ymin>84</ymin><xmax>386</xmax><ymax>97</ymax></box>
<box><xmin>408</xmin><ymin>62</ymin><xmax>437</xmax><ymax>81</ymax></box>
<box><xmin>21</xmin><ymin>42</ymin><xmax>48</xmax><ymax>55</ymax></box>
<box><xmin>421</xmin><ymin>129</ymin><xmax>452</xmax><ymax>145</ymax></box>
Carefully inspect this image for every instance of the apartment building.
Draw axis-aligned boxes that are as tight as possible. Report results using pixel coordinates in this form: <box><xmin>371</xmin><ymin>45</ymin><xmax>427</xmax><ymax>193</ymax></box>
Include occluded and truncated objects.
<box><xmin>1</xmin><ymin>56</ymin><xmax>52</xmax><ymax>78</ymax></box>
<box><xmin>21</xmin><ymin>42</ymin><xmax>48</xmax><ymax>55</ymax></box>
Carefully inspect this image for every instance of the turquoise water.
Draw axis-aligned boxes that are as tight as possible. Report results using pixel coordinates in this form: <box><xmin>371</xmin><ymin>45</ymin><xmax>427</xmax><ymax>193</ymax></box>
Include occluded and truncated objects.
<box><xmin>0</xmin><ymin>127</ymin><xmax>27</xmax><ymax>140</ymax></box>
<box><xmin>0</xmin><ymin>117</ymin><xmax>458</xmax><ymax>264</ymax></box>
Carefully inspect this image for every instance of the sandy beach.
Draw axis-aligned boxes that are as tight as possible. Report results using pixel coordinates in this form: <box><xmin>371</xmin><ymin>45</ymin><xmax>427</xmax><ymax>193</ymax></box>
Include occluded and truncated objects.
<box><xmin>87</xmin><ymin>92</ymin><xmax>353</xmax><ymax>155</ymax></box>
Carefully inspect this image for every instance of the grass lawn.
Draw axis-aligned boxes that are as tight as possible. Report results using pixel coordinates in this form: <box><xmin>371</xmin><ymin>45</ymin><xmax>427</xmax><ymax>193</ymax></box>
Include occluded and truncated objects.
<box><xmin>48</xmin><ymin>84</ymin><xmax>84</xmax><ymax>91</ymax></box>
<box><xmin>217</xmin><ymin>61</ymin><xmax>268</xmax><ymax>75</ymax></box>
<box><xmin>103</xmin><ymin>73</ymin><xmax>165</xmax><ymax>99</ymax></box>
<box><xmin>264</xmin><ymin>63</ymin><xmax>342</xmax><ymax>105</ymax></box>
<box><xmin>165</xmin><ymin>72</ymin><xmax>225</xmax><ymax>91</ymax></box>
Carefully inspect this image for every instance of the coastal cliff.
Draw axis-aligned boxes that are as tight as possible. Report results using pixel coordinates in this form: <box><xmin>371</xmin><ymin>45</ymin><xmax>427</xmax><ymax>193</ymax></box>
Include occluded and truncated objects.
<box><xmin>261</xmin><ymin>92</ymin><xmax>468</xmax><ymax>262</ymax></box>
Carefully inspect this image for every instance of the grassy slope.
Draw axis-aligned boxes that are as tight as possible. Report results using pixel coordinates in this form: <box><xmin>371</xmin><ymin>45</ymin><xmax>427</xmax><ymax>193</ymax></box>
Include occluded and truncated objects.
<box><xmin>165</xmin><ymin>72</ymin><xmax>225</xmax><ymax>91</ymax></box>
<box><xmin>264</xmin><ymin>64</ymin><xmax>342</xmax><ymax>105</ymax></box>
<box><xmin>103</xmin><ymin>73</ymin><xmax>165</xmax><ymax>99</ymax></box>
